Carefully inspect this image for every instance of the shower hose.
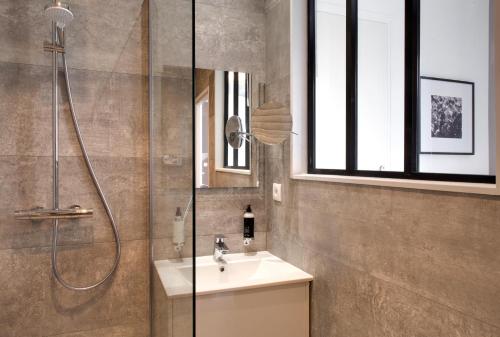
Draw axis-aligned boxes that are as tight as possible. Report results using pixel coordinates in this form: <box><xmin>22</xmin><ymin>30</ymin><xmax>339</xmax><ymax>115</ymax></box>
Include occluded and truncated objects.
<box><xmin>51</xmin><ymin>46</ymin><xmax>121</xmax><ymax>291</ymax></box>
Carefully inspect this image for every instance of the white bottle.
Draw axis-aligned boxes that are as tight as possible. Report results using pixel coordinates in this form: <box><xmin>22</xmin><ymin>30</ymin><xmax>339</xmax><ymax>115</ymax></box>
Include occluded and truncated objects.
<box><xmin>173</xmin><ymin>207</ymin><xmax>185</xmax><ymax>251</ymax></box>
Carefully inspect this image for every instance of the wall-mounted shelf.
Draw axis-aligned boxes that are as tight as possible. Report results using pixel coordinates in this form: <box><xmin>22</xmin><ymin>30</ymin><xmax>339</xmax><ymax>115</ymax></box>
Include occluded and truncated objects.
<box><xmin>14</xmin><ymin>206</ymin><xmax>93</xmax><ymax>220</ymax></box>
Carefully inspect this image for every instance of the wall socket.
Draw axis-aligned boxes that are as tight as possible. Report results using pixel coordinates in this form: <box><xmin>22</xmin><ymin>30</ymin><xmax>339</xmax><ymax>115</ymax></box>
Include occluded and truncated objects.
<box><xmin>273</xmin><ymin>183</ymin><xmax>282</xmax><ymax>202</ymax></box>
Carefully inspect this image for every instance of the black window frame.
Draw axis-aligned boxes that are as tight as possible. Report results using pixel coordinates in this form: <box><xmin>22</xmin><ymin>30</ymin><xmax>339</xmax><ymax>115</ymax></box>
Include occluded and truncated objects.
<box><xmin>223</xmin><ymin>71</ymin><xmax>251</xmax><ymax>170</ymax></box>
<box><xmin>307</xmin><ymin>0</ymin><xmax>495</xmax><ymax>184</ymax></box>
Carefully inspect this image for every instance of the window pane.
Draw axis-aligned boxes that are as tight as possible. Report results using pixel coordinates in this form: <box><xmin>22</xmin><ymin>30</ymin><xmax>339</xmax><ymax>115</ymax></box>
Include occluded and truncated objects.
<box><xmin>238</xmin><ymin>72</ymin><xmax>247</xmax><ymax>167</ymax></box>
<box><xmin>419</xmin><ymin>0</ymin><xmax>495</xmax><ymax>176</ymax></box>
<box><xmin>315</xmin><ymin>0</ymin><xmax>346</xmax><ymax>170</ymax></box>
<box><xmin>227</xmin><ymin>71</ymin><xmax>234</xmax><ymax>166</ymax></box>
<box><xmin>357</xmin><ymin>0</ymin><xmax>405</xmax><ymax>172</ymax></box>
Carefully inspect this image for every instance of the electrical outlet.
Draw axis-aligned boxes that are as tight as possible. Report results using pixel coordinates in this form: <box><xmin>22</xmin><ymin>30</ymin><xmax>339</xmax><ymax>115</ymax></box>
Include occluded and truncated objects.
<box><xmin>273</xmin><ymin>183</ymin><xmax>282</xmax><ymax>202</ymax></box>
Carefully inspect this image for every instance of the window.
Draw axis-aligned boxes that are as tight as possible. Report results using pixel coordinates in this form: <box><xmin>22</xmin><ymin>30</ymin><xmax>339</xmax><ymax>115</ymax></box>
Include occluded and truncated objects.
<box><xmin>308</xmin><ymin>0</ymin><xmax>496</xmax><ymax>183</ymax></box>
<box><xmin>195</xmin><ymin>93</ymin><xmax>209</xmax><ymax>188</ymax></box>
<box><xmin>223</xmin><ymin>71</ymin><xmax>250</xmax><ymax>169</ymax></box>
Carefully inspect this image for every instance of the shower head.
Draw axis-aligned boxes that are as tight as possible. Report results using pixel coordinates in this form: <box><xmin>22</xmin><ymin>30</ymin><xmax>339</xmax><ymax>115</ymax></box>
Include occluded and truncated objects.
<box><xmin>44</xmin><ymin>2</ymin><xmax>74</xmax><ymax>29</ymax></box>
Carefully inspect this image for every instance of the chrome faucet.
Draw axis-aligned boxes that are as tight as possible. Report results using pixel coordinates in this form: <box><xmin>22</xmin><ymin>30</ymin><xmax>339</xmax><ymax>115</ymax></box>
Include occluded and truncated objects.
<box><xmin>213</xmin><ymin>235</ymin><xmax>229</xmax><ymax>271</ymax></box>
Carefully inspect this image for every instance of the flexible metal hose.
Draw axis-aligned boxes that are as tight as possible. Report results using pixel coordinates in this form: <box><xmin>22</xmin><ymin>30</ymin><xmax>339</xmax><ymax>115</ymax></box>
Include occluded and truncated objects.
<box><xmin>51</xmin><ymin>50</ymin><xmax>121</xmax><ymax>291</ymax></box>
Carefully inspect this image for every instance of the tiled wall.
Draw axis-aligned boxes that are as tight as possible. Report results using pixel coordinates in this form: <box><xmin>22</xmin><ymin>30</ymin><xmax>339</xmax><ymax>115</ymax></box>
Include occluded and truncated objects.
<box><xmin>195</xmin><ymin>0</ymin><xmax>268</xmax><ymax>256</ymax></box>
<box><xmin>0</xmin><ymin>1</ymin><xmax>150</xmax><ymax>336</ymax></box>
<box><xmin>264</xmin><ymin>1</ymin><xmax>500</xmax><ymax>336</ymax></box>
<box><xmin>151</xmin><ymin>0</ymin><xmax>268</xmax><ymax>264</ymax></box>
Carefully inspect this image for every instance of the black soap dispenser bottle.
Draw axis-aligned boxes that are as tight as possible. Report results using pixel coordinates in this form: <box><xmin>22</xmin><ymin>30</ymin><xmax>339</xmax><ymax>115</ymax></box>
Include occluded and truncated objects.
<box><xmin>243</xmin><ymin>205</ymin><xmax>255</xmax><ymax>246</ymax></box>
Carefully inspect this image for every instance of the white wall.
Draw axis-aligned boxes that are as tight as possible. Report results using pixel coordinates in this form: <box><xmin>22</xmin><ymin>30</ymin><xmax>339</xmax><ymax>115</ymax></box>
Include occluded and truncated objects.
<box><xmin>357</xmin><ymin>0</ymin><xmax>405</xmax><ymax>172</ymax></box>
<box><xmin>315</xmin><ymin>1</ymin><xmax>347</xmax><ymax>169</ymax></box>
<box><xmin>419</xmin><ymin>0</ymin><xmax>493</xmax><ymax>175</ymax></box>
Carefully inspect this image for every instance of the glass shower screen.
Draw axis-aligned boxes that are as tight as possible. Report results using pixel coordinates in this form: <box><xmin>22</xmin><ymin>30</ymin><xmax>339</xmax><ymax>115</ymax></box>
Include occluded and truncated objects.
<box><xmin>149</xmin><ymin>0</ymin><xmax>194</xmax><ymax>336</ymax></box>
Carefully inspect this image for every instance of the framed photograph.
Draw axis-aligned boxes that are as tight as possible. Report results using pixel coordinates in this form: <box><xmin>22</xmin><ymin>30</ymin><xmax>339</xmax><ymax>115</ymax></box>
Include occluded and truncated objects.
<box><xmin>419</xmin><ymin>77</ymin><xmax>475</xmax><ymax>155</ymax></box>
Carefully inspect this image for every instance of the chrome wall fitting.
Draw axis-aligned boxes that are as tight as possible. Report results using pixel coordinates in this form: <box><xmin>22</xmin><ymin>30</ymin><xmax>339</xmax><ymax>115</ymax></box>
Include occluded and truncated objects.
<box><xmin>14</xmin><ymin>3</ymin><xmax>121</xmax><ymax>291</ymax></box>
<box><xmin>15</xmin><ymin>206</ymin><xmax>93</xmax><ymax>221</ymax></box>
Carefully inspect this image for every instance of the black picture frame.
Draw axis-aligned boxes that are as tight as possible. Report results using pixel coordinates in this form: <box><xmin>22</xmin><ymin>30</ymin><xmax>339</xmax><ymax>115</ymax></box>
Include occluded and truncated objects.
<box><xmin>418</xmin><ymin>76</ymin><xmax>475</xmax><ymax>155</ymax></box>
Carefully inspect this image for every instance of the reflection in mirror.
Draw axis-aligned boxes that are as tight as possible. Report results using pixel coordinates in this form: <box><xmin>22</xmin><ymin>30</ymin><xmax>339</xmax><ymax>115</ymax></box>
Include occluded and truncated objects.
<box><xmin>195</xmin><ymin>68</ymin><xmax>259</xmax><ymax>188</ymax></box>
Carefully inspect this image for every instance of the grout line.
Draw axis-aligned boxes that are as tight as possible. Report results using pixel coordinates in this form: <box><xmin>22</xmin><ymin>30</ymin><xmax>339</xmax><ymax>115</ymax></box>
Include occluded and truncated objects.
<box><xmin>42</xmin><ymin>322</ymin><xmax>149</xmax><ymax>337</ymax></box>
<box><xmin>151</xmin><ymin>231</ymin><xmax>268</xmax><ymax>240</ymax></box>
<box><xmin>0</xmin><ymin>60</ymin><xmax>147</xmax><ymax>78</ymax></box>
<box><xmin>195</xmin><ymin>1</ymin><xmax>266</xmax><ymax>16</ymax></box>
<box><xmin>0</xmin><ymin>238</ymin><xmax>149</xmax><ymax>253</ymax></box>
<box><xmin>0</xmin><ymin>154</ymin><xmax>148</xmax><ymax>159</ymax></box>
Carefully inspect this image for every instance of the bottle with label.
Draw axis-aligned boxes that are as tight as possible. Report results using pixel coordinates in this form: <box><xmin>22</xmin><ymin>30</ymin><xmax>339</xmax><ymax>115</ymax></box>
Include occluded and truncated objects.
<box><xmin>243</xmin><ymin>205</ymin><xmax>254</xmax><ymax>246</ymax></box>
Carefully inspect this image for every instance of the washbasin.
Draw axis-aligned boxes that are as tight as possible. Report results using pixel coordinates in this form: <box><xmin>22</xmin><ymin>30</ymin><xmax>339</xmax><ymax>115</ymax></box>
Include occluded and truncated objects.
<box><xmin>154</xmin><ymin>251</ymin><xmax>313</xmax><ymax>298</ymax></box>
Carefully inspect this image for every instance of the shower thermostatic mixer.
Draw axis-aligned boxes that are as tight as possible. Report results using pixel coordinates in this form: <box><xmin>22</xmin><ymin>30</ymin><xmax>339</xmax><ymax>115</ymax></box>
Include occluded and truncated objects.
<box><xmin>14</xmin><ymin>2</ymin><xmax>121</xmax><ymax>291</ymax></box>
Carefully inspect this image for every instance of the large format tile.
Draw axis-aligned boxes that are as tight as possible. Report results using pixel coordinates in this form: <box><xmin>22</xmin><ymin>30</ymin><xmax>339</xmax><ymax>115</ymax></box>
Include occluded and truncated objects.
<box><xmin>0</xmin><ymin>0</ymin><xmax>146</xmax><ymax>74</ymax></box>
<box><xmin>293</xmin><ymin>183</ymin><xmax>500</xmax><ymax>327</ymax></box>
<box><xmin>304</xmin><ymin>251</ymin><xmax>500</xmax><ymax>337</ymax></box>
<box><xmin>156</xmin><ymin>75</ymin><xmax>192</xmax><ymax>157</ymax></box>
<box><xmin>195</xmin><ymin>2</ymin><xmax>266</xmax><ymax>76</ymax></box>
<box><xmin>151</xmin><ymin>0</ymin><xmax>192</xmax><ymax>72</ymax></box>
<box><xmin>0</xmin><ymin>156</ymin><xmax>53</xmax><ymax>250</ymax></box>
<box><xmin>43</xmin><ymin>240</ymin><xmax>149</xmax><ymax>336</ymax></box>
<box><xmin>58</xmin><ymin>156</ymin><xmax>149</xmax><ymax>244</ymax></box>
<box><xmin>265</xmin><ymin>0</ymin><xmax>290</xmax><ymax>82</ymax></box>
<box><xmin>196</xmin><ymin>0</ymin><xmax>265</xmax><ymax>14</ymax></box>
<box><xmin>57</xmin><ymin>69</ymin><xmax>148</xmax><ymax>158</ymax></box>
<box><xmin>0</xmin><ymin>62</ymin><xmax>148</xmax><ymax>158</ymax></box>
<box><xmin>152</xmin><ymin>269</ymin><xmax>172</xmax><ymax>337</ymax></box>
<box><xmin>0</xmin><ymin>155</ymin><xmax>148</xmax><ymax>250</ymax></box>
<box><xmin>0</xmin><ymin>246</ymin><xmax>47</xmax><ymax>337</ymax></box>
<box><xmin>0</xmin><ymin>240</ymin><xmax>149</xmax><ymax>337</ymax></box>
<box><xmin>196</xmin><ymin>194</ymin><xmax>267</xmax><ymax>236</ymax></box>
<box><xmin>0</xmin><ymin>63</ymin><xmax>52</xmax><ymax>156</ymax></box>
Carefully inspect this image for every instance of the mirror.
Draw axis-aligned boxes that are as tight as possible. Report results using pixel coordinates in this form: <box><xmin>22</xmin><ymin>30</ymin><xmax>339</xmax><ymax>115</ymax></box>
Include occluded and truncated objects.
<box><xmin>195</xmin><ymin>68</ymin><xmax>259</xmax><ymax>189</ymax></box>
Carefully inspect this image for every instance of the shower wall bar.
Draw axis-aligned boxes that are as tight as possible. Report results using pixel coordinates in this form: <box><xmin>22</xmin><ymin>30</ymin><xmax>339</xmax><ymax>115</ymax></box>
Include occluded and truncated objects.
<box><xmin>14</xmin><ymin>1</ymin><xmax>121</xmax><ymax>291</ymax></box>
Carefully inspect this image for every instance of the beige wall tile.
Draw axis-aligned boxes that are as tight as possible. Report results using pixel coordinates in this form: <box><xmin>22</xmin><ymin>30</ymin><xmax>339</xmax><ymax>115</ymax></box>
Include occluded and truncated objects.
<box><xmin>0</xmin><ymin>246</ymin><xmax>47</xmax><ymax>337</ymax></box>
<box><xmin>0</xmin><ymin>63</ymin><xmax>148</xmax><ymax>158</ymax></box>
<box><xmin>0</xmin><ymin>156</ymin><xmax>53</xmax><ymax>249</ymax></box>
<box><xmin>1</xmin><ymin>2</ymin><xmax>149</xmax><ymax>336</ymax></box>
<box><xmin>0</xmin><ymin>0</ymin><xmax>146</xmax><ymax>74</ymax></box>
<box><xmin>0</xmin><ymin>240</ymin><xmax>149</xmax><ymax>337</ymax></box>
<box><xmin>195</xmin><ymin>3</ymin><xmax>266</xmax><ymax>78</ymax></box>
<box><xmin>58</xmin><ymin>156</ymin><xmax>149</xmax><ymax>244</ymax></box>
<box><xmin>43</xmin><ymin>323</ymin><xmax>150</xmax><ymax>337</ymax></box>
<box><xmin>305</xmin><ymin>251</ymin><xmax>500</xmax><ymax>337</ymax></box>
<box><xmin>0</xmin><ymin>155</ymin><xmax>148</xmax><ymax>250</ymax></box>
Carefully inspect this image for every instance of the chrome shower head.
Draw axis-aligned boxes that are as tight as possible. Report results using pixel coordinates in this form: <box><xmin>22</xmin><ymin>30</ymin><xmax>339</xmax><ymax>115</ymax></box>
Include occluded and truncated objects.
<box><xmin>44</xmin><ymin>2</ymin><xmax>74</xmax><ymax>28</ymax></box>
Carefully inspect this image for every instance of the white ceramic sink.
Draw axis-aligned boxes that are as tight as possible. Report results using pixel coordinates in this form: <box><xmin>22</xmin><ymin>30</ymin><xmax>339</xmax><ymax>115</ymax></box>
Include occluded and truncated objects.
<box><xmin>154</xmin><ymin>251</ymin><xmax>313</xmax><ymax>298</ymax></box>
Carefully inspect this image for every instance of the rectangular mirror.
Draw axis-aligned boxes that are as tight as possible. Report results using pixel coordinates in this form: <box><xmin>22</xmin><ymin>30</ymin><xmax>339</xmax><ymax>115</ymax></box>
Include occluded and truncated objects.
<box><xmin>195</xmin><ymin>68</ymin><xmax>260</xmax><ymax>188</ymax></box>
